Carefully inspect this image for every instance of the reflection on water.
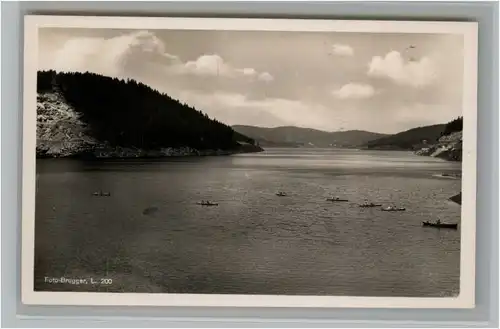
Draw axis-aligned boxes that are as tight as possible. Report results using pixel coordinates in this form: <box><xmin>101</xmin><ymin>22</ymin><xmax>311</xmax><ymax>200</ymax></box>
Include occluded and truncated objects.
<box><xmin>34</xmin><ymin>148</ymin><xmax>461</xmax><ymax>296</ymax></box>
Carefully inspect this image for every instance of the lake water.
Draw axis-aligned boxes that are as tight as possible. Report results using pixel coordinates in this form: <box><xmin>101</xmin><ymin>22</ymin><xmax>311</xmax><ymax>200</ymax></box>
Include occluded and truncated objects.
<box><xmin>34</xmin><ymin>148</ymin><xmax>462</xmax><ymax>297</ymax></box>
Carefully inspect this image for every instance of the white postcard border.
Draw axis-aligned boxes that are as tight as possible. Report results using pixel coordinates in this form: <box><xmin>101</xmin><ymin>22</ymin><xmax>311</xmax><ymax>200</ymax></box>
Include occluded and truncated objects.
<box><xmin>21</xmin><ymin>15</ymin><xmax>478</xmax><ymax>309</ymax></box>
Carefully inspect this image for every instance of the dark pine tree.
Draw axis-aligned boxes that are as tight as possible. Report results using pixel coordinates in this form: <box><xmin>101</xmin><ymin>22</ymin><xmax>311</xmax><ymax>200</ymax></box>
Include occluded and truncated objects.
<box><xmin>441</xmin><ymin>116</ymin><xmax>463</xmax><ymax>137</ymax></box>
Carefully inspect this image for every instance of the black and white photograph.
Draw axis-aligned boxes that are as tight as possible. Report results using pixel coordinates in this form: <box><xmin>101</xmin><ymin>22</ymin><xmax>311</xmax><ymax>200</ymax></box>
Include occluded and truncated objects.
<box><xmin>22</xmin><ymin>16</ymin><xmax>478</xmax><ymax>308</ymax></box>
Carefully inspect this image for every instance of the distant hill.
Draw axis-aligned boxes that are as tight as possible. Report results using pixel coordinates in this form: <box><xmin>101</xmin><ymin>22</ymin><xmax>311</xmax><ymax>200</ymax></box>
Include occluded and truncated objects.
<box><xmin>36</xmin><ymin>70</ymin><xmax>262</xmax><ymax>158</ymax></box>
<box><xmin>232</xmin><ymin>125</ymin><xmax>387</xmax><ymax>148</ymax></box>
<box><xmin>364</xmin><ymin>124</ymin><xmax>447</xmax><ymax>150</ymax></box>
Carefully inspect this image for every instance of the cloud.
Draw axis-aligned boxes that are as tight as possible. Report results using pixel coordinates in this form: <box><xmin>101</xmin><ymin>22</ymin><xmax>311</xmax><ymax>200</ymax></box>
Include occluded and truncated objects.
<box><xmin>332</xmin><ymin>83</ymin><xmax>376</xmax><ymax>99</ymax></box>
<box><xmin>40</xmin><ymin>30</ymin><xmax>273</xmax><ymax>84</ymax></box>
<box><xmin>257</xmin><ymin>72</ymin><xmax>274</xmax><ymax>82</ymax></box>
<box><xmin>170</xmin><ymin>54</ymin><xmax>274</xmax><ymax>82</ymax></box>
<box><xmin>41</xmin><ymin>31</ymin><xmax>180</xmax><ymax>78</ymax></box>
<box><xmin>170</xmin><ymin>90</ymin><xmax>332</xmax><ymax>129</ymax></box>
<box><xmin>367</xmin><ymin>51</ymin><xmax>438</xmax><ymax>87</ymax></box>
<box><xmin>241</xmin><ymin>68</ymin><xmax>257</xmax><ymax>76</ymax></box>
<box><xmin>331</xmin><ymin>44</ymin><xmax>354</xmax><ymax>56</ymax></box>
<box><xmin>176</xmin><ymin>54</ymin><xmax>227</xmax><ymax>76</ymax></box>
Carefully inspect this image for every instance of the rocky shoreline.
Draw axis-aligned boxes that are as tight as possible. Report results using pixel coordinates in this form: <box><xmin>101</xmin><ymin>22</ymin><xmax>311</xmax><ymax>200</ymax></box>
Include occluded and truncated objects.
<box><xmin>414</xmin><ymin>131</ymin><xmax>462</xmax><ymax>162</ymax></box>
<box><xmin>413</xmin><ymin>131</ymin><xmax>463</xmax><ymax>207</ymax></box>
<box><xmin>36</xmin><ymin>144</ymin><xmax>264</xmax><ymax>159</ymax></box>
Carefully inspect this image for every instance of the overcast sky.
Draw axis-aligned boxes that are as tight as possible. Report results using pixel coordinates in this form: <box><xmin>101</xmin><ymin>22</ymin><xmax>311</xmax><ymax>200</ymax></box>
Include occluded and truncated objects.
<box><xmin>38</xmin><ymin>28</ymin><xmax>464</xmax><ymax>134</ymax></box>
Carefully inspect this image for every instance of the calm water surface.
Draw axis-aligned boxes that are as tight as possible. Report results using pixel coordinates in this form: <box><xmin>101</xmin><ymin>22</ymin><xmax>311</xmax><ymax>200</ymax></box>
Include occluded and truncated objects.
<box><xmin>35</xmin><ymin>148</ymin><xmax>462</xmax><ymax>297</ymax></box>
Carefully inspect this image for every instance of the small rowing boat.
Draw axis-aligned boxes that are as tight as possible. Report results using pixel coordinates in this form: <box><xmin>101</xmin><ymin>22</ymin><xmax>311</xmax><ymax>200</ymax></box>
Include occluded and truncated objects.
<box><xmin>422</xmin><ymin>221</ymin><xmax>458</xmax><ymax>229</ymax></box>
<box><xmin>92</xmin><ymin>191</ymin><xmax>111</xmax><ymax>197</ymax></box>
<box><xmin>359</xmin><ymin>203</ymin><xmax>382</xmax><ymax>208</ymax></box>
<box><xmin>381</xmin><ymin>206</ymin><xmax>406</xmax><ymax>212</ymax></box>
<box><xmin>197</xmin><ymin>201</ymin><xmax>219</xmax><ymax>206</ymax></box>
<box><xmin>326</xmin><ymin>197</ymin><xmax>348</xmax><ymax>202</ymax></box>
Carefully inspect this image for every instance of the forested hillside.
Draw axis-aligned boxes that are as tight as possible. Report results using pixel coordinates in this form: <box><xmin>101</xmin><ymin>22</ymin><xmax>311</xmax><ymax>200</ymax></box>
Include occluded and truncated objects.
<box><xmin>36</xmin><ymin>71</ymin><xmax>261</xmax><ymax>158</ymax></box>
<box><xmin>364</xmin><ymin>124</ymin><xmax>447</xmax><ymax>150</ymax></box>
